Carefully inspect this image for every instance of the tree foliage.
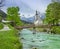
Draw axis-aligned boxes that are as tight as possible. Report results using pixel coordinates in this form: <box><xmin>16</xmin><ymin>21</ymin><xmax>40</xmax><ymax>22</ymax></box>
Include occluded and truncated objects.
<box><xmin>51</xmin><ymin>26</ymin><xmax>60</xmax><ymax>34</ymax></box>
<box><xmin>44</xmin><ymin>2</ymin><xmax>60</xmax><ymax>25</ymax></box>
<box><xmin>7</xmin><ymin>7</ymin><xmax>24</xmax><ymax>26</ymax></box>
<box><xmin>44</xmin><ymin>2</ymin><xmax>60</xmax><ymax>34</ymax></box>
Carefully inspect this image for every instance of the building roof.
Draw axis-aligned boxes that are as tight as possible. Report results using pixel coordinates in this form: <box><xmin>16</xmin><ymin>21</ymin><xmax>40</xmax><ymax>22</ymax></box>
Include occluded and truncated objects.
<box><xmin>0</xmin><ymin>10</ymin><xmax>6</xmax><ymax>19</ymax></box>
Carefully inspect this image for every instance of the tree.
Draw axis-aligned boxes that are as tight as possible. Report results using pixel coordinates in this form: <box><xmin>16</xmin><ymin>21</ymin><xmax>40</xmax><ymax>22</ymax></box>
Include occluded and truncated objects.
<box><xmin>44</xmin><ymin>2</ymin><xmax>60</xmax><ymax>34</ymax></box>
<box><xmin>7</xmin><ymin>7</ymin><xmax>24</xmax><ymax>26</ymax></box>
<box><xmin>44</xmin><ymin>2</ymin><xmax>60</xmax><ymax>25</ymax></box>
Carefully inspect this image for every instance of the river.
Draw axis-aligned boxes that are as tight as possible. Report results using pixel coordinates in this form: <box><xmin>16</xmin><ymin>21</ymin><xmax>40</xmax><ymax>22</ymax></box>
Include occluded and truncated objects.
<box><xmin>19</xmin><ymin>29</ymin><xmax>60</xmax><ymax>49</ymax></box>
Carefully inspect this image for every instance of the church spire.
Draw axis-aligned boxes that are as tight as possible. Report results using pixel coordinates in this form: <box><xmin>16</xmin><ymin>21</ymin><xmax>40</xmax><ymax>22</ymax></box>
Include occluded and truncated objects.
<box><xmin>36</xmin><ymin>10</ymin><xmax>38</xmax><ymax>15</ymax></box>
<box><xmin>34</xmin><ymin>10</ymin><xmax>43</xmax><ymax>26</ymax></box>
<box><xmin>35</xmin><ymin>10</ymin><xmax>40</xmax><ymax>21</ymax></box>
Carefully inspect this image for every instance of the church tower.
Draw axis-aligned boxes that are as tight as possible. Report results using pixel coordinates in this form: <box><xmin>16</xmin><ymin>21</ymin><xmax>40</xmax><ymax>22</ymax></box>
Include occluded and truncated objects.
<box><xmin>34</xmin><ymin>11</ymin><xmax>43</xmax><ymax>26</ymax></box>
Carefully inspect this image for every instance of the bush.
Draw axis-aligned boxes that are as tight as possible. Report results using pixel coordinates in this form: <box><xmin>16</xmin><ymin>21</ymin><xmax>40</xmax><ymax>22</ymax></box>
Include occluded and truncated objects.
<box><xmin>51</xmin><ymin>26</ymin><xmax>60</xmax><ymax>34</ymax></box>
<box><xmin>0</xmin><ymin>23</ymin><xmax>4</xmax><ymax>29</ymax></box>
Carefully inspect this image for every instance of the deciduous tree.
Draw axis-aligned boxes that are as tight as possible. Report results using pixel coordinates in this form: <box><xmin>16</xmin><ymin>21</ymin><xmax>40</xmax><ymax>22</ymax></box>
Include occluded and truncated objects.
<box><xmin>7</xmin><ymin>7</ymin><xmax>24</xmax><ymax>26</ymax></box>
<box><xmin>44</xmin><ymin>2</ymin><xmax>60</xmax><ymax>25</ymax></box>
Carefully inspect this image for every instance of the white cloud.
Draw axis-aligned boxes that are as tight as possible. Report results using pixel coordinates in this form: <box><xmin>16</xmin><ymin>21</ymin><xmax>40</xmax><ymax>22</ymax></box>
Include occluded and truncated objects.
<box><xmin>21</xmin><ymin>0</ymin><xmax>51</xmax><ymax>13</ymax></box>
<box><xmin>1</xmin><ymin>0</ymin><xmax>51</xmax><ymax>18</ymax></box>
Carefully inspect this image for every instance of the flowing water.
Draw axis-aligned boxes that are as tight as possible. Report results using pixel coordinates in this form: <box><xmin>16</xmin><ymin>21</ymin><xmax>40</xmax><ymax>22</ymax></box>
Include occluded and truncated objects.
<box><xmin>19</xmin><ymin>29</ymin><xmax>60</xmax><ymax>49</ymax></box>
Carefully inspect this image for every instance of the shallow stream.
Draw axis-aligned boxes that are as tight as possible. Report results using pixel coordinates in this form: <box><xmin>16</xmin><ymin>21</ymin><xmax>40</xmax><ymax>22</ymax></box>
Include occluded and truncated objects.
<box><xmin>19</xmin><ymin>29</ymin><xmax>60</xmax><ymax>49</ymax></box>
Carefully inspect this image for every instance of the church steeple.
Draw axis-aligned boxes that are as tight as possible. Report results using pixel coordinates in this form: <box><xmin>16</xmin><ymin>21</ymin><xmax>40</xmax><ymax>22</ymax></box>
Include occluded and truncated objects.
<box><xmin>35</xmin><ymin>10</ymin><xmax>40</xmax><ymax>21</ymax></box>
<box><xmin>34</xmin><ymin>10</ymin><xmax>43</xmax><ymax>26</ymax></box>
<box><xmin>36</xmin><ymin>10</ymin><xmax>38</xmax><ymax>15</ymax></box>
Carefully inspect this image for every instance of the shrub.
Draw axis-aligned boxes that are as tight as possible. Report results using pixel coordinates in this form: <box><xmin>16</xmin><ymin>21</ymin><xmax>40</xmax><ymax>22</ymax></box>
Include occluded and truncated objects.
<box><xmin>51</xmin><ymin>26</ymin><xmax>60</xmax><ymax>34</ymax></box>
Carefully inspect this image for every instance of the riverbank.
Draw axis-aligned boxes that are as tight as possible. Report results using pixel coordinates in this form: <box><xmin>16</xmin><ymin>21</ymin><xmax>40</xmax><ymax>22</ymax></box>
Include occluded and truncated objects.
<box><xmin>28</xmin><ymin>27</ymin><xmax>48</xmax><ymax>33</ymax></box>
<box><xmin>0</xmin><ymin>25</ymin><xmax>22</xmax><ymax>49</ymax></box>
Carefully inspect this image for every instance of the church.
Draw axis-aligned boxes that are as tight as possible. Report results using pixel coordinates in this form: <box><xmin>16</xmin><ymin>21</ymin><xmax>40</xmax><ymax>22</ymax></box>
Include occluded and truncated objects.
<box><xmin>34</xmin><ymin>11</ymin><xmax>43</xmax><ymax>26</ymax></box>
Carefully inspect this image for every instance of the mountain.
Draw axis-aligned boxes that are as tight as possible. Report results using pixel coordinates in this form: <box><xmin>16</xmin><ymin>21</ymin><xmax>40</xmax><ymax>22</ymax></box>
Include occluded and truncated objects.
<box><xmin>1</xmin><ymin>0</ymin><xmax>45</xmax><ymax>23</ymax></box>
<box><xmin>20</xmin><ymin>16</ymin><xmax>35</xmax><ymax>23</ymax></box>
<box><xmin>20</xmin><ymin>13</ymin><xmax>45</xmax><ymax>23</ymax></box>
<box><xmin>40</xmin><ymin>13</ymin><xmax>45</xmax><ymax>19</ymax></box>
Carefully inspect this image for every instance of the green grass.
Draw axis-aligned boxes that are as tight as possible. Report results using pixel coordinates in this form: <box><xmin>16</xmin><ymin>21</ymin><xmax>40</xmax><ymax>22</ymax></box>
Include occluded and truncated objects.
<box><xmin>29</xmin><ymin>28</ymin><xmax>47</xmax><ymax>32</ymax></box>
<box><xmin>0</xmin><ymin>23</ymin><xmax>4</xmax><ymax>29</ymax></box>
<box><xmin>0</xmin><ymin>28</ymin><xmax>22</xmax><ymax>49</ymax></box>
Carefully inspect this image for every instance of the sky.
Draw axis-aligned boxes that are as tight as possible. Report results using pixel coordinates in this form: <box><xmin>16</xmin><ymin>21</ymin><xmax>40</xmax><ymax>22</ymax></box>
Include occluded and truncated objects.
<box><xmin>21</xmin><ymin>0</ymin><xmax>51</xmax><ymax>13</ymax></box>
<box><xmin>1</xmin><ymin>0</ymin><xmax>51</xmax><ymax>17</ymax></box>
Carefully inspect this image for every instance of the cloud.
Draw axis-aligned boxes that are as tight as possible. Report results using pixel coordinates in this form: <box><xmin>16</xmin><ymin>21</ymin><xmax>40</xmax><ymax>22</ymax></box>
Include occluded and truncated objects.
<box><xmin>1</xmin><ymin>0</ymin><xmax>51</xmax><ymax>18</ymax></box>
<box><xmin>21</xmin><ymin>0</ymin><xmax>51</xmax><ymax>13</ymax></box>
<box><xmin>1</xmin><ymin>0</ymin><xmax>35</xmax><ymax>14</ymax></box>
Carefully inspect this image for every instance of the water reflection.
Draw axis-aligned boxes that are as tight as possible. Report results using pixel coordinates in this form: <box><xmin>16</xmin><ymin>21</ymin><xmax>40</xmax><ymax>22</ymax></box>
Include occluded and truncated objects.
<box><xmin>20</xmin><ymin>29</ymin><xmax>60</xmax><ymax>49</ymax></box>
